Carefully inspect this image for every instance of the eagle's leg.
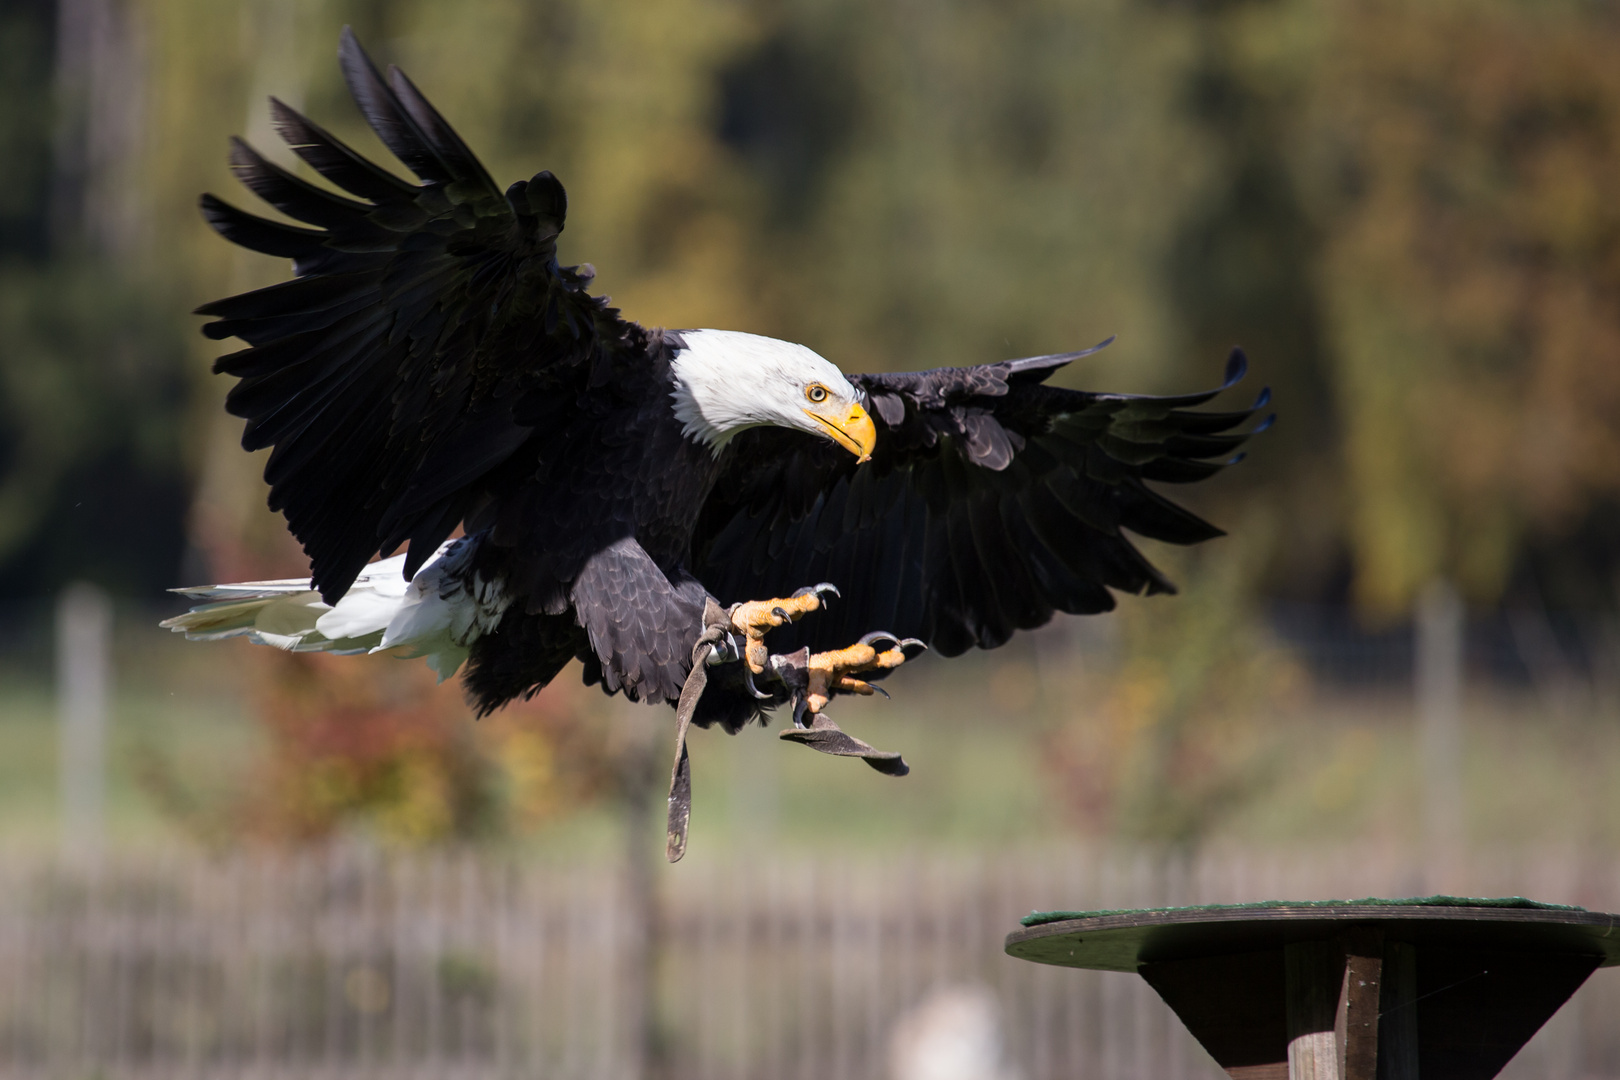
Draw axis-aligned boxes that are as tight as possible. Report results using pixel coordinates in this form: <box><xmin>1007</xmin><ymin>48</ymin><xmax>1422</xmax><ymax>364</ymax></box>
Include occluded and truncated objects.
<box><xmin>728</xmin><ymin>583</ymin><xmax>840</xmax><ymax>674</ymax></box>
<box><xmin>800</xmin><ymin>631</ymin><xmax>926</xmax><ymax>715</ymax></box>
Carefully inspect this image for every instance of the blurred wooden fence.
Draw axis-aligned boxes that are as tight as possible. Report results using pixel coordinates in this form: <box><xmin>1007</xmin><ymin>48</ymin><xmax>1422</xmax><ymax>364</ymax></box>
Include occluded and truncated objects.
<box><xmin>0</xmin><ymin>844</ymin><xmax>1617</xmax><ymax>1080</ymax></box>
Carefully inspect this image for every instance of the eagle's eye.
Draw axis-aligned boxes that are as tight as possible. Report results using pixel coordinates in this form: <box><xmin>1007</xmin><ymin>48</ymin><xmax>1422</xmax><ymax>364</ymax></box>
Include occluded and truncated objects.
<box><xmin>806</xmin><ymin>384</ymin><xmax>829</xmax><ymax>403</ymax></box>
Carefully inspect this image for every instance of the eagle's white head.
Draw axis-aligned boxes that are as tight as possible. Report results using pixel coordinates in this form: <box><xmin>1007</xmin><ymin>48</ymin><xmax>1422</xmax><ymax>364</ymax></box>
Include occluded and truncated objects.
<box><xmin>670</xmin><ymin>330</ymin><xmax>877</xmax><ymax>459</ymax></box>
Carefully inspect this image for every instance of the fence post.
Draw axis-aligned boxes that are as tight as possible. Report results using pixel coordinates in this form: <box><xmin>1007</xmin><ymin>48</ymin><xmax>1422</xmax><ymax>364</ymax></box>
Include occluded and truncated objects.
<box><xmin>1416</xmin><ymin>579</ymin><xmax>1463</xmax><ymax>887</ymax></box>
<box><xmin>57</xmin><ymin>581</ymin><xmax>112</xmax><ymax>864</ymax></box>
<box><xmin>618</xmin><ymin>715</ymin><xmax>665</xmax><ymax>1080</ymax></box>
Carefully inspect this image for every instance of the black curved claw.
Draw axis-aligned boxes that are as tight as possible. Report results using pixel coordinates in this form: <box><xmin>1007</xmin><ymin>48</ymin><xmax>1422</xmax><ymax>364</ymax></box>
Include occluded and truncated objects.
<box><xmin>791</xmin><ymin>582</ymin><xmax>841</xmax><ymax>601</ymax></box>
<box><xmin>741</xmin><ymin>663</ymin><xmax>773</xmax><ymax>700</ymax></box>
<box><xmin>771</xmin><ymin>606</ymin><xmax>790</xmax><ymax>622</ymax></box>
<box><xmin>858</xmin><ymin>630</ymin><xmax>900</xmax><ymax>649</ymax></box>
<box><xmin>872</xmin><ymin>685</ymin><xmax>891</xmax><ymax>700</ymax></box>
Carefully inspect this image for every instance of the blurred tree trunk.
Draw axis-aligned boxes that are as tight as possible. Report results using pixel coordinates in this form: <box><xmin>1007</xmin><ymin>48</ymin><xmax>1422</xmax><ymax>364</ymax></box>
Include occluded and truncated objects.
<box><xmin>53</xmin><ymin>0</ymin><xmax>144</xmax><ymax>257</ymax></box>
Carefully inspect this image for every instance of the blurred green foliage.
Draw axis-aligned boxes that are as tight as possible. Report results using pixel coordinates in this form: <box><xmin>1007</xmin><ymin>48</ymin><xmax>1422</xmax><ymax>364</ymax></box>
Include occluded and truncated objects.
<box><xmin>4</xmin><ymin>0</ymin><xmax>1619</xmax><ymax>620</ymax></box>
<box><xmin>0</xmin><ymin>0</ymin><xmax>54</xmax><ymax>259</ymax></box>
<box><xmin>1296</xmin><ymin>2</ymin><xmax>1620</xmax><ymax>614</ymax></box>
<box><xmin>0</xmin><ymin>263</ymin><xmax>188</xmax><ymax>595</ymax></box>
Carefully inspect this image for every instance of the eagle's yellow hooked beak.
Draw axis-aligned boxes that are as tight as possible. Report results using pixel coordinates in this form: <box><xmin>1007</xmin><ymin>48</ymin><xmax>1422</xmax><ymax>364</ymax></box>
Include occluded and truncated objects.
<box><xmin>805</xmin><ymin>400</ymin><xmax>877</xmax><ymax>462</ymax></box>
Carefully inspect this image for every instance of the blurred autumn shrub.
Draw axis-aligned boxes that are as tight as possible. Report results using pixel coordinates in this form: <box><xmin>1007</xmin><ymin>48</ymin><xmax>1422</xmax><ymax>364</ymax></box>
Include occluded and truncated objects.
<box><xmin>141</xmin><ymin>649</ymin><xmax>625</xmax><ymax>848</ymax></box>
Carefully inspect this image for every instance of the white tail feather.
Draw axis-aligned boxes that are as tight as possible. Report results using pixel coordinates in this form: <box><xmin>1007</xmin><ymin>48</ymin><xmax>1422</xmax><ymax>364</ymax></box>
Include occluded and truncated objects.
<box><xmin>160</xmin><ymin>540</ymin><xmax>505</xmax><ymax>681</ymax></box>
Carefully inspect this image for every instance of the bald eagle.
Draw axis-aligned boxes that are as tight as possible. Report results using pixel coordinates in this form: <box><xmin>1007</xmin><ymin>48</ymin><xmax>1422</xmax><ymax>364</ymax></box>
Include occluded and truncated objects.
<box><xmin>165</xmin><ymin>31</ymin><xmax>1269</xmax><ymax>853</ymax></box>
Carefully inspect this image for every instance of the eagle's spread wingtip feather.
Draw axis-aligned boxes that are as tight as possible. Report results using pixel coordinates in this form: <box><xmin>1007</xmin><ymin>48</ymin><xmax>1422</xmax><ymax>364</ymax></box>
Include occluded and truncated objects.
<box><xmin>1223</xmin><ymin>346</ymin><xmax>1248</xmax><ymax>387</ymax></box>
<box><xmin>195</xmin><ymin>193</ymin><xmax>325</xmax><ymax>268</ymax></box>
<box><xmin>268</xmin><ymin>96</ymin><xmax>417</xmax><ymax>203</ymax></box>
<box><xmin>337</xmin><ymin>27</ymin><xmax>445</xmax><ymax>184</ymax></box>
<box><xmin>384</xmin><ymin>65</ymin><xmax>499</xmax><ymax>196</ymax></box>
<box><xmin>1004</xmin><ymin>334</ymin><xmax>1116</xmax><ymax>376</ymax></box>
<box><xmin>226</xmin><ymin>136</ymin><xmax>371</xmax><ymax>229</ymax></box>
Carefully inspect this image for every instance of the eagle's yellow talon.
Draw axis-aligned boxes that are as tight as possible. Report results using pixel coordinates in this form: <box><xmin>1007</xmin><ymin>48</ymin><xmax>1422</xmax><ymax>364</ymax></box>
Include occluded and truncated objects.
<box><xmin>728</xmin><ymin>584</ymin><xmax>838</xmax><ymax>674</ymax></box>
<box><xmin>801</xmin><ymin>632</ymin><xmax>923</xmax><ymax>714</ymax></box>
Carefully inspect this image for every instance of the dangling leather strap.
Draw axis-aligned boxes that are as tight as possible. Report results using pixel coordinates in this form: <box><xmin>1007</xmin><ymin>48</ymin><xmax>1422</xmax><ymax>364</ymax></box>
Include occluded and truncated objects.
<box><xmin>778</xmin><ymin>711</ymin><xmax>910</xmax><ymax>776</ymax></box>
<box><xmin>769</xmin><ymin>647</ymin><xmax>911</xmax><ymax>776</ymax></box>
<box><xmin>665</xmin><ymin>599</ymin><xmax>732</xmax><ymax>863</ymax></box>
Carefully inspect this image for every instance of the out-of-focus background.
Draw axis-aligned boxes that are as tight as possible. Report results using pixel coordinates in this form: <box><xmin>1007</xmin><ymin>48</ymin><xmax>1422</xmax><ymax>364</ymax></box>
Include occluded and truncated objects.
<box><xmin>3</xmin><ymin>0</ymin><xmax>1619</xmax><ymax>1077</ymax></box>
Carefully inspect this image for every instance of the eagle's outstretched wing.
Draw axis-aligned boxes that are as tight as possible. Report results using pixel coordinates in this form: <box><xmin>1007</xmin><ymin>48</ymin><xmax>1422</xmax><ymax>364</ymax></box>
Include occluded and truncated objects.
<box><xmin>691</xmin><ymin>343</ymin><xmax>1270</xmax><ymax>657</ymax></box>
<box><xmin>198</xmin><ymin>29</ymin><xmax>648</xmax><ymax>603</ymax></box>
